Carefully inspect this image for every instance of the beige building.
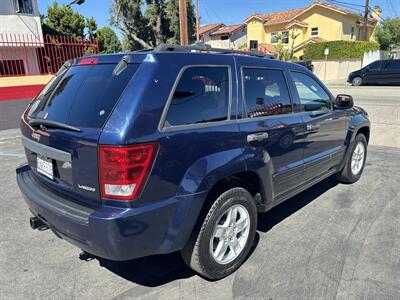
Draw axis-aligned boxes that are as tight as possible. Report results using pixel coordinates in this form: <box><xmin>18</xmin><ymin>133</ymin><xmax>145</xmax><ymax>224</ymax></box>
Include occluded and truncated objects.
<box><xmin>245</xmin><ymin>1</ymin><xmax>381</xmax><ymax>59</ymax></box>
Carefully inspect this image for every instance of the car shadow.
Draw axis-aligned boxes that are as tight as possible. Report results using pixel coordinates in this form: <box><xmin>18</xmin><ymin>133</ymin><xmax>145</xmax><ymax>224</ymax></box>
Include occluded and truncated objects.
<box><xmin>80</xmin><ymin>251</ymin><xmax>195</xmax><ymax>287</ymax></box>
<box><xmin>257</xmin><ymin>176</ymin><xmax>338</xmax><ymax>232</ymax></box>
<box><xmin>80</xmin><ymin>176</ymin><xmax>338</xmax><ymax>287</ymax></box>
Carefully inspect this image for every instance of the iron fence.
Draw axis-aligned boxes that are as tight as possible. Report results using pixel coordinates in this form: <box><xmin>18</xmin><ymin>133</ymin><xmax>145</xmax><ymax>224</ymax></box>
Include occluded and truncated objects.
<box><xmin>0</xmin><ymin>33</ymin><xmax>99</xmax><ymax>77</ymax></box>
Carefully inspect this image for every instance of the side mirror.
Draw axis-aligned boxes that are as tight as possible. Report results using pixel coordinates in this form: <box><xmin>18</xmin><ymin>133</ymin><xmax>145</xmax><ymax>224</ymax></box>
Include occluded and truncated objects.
<box><xmin>334</xmin><ymin>94</ymin><xmax>354</xmax><ymax>109</ymax></box>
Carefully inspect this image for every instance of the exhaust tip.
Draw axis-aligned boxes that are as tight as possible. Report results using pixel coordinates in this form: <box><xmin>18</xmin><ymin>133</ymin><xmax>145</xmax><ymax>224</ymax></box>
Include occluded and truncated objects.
<box><xmin>30</xmin><ymin>216</ymin><xmax>48</xmax><ymax>230</ymax></box>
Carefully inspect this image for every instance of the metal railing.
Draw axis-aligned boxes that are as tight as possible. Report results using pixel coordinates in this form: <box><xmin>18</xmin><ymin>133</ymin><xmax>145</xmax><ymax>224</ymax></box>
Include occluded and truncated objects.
<box><xmin>0</xmin><ymin>33</ymin><xmax>99</xmax><ymax>77</ymax></box>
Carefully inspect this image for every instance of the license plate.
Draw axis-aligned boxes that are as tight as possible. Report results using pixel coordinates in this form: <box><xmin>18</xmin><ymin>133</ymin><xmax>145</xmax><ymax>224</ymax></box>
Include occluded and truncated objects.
<box><xmin>37</xmin><ymin>156</ymin><xmax>54</xmax><ymax>180</ymax></box>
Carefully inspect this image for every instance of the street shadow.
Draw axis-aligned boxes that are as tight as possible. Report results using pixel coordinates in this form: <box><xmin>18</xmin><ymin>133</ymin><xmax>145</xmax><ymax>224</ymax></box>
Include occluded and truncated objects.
<box><xmin>80</xmin><ymin>176</ymin><xmax>338</xmax><ymax>287</ymax></box>
<box><xmin>257</xmin><ymin>176</ymin><xmax>338</xmax><ymax>232</ymax></box>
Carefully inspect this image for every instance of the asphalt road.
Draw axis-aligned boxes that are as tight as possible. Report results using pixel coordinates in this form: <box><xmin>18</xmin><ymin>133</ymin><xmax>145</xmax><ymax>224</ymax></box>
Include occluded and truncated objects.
<box><xmin>0</xmin><ymin>99</ymin><xmax>30</xmax><ymax>131</ymax></box>
<box><xmin>1</xmin><ymin>128</ymin><xmax>399</xmax><ymax>299</ymax></box>
<box><xmin>328</xmin><ymin>85</ymin><xmax>400</xmax><ymax>148</ymax></box>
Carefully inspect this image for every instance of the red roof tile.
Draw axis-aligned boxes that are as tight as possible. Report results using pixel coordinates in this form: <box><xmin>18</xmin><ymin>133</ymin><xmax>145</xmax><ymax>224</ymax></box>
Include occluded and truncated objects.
<box><xmin>293</xmin><ymin>37</ymin><xmax>327</xmax><ymax>51</ymax></box>
<box><xmin>198</xmin><ymin>23</ymin><xmax>224</xmax><ymax>36</ymax></box>
<box><xmin>210</xmin><ymin>24</ymin><xmax>246</xmax><ymax>36</ymax></box>
<box><xmin>245</xmin><ymin>1</ymin><xmax>360</xmax><ymax>25</ymax></box>
<box><xmin>258</xmin><ymin>43</ymin><xmax>277</xmax><ymax>54</ymax></box>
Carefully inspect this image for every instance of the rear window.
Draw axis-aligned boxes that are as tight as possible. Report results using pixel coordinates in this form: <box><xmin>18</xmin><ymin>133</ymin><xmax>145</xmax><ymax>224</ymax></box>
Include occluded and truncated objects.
<box><xmin>28</xmin><ymin>63</ymin><xmax>138</xmax><ymax>129</ymax></box>
<box><xmin>164</xmin><ymin>66</ymin><xmax>230</xmax><ymax>127</ymax></box>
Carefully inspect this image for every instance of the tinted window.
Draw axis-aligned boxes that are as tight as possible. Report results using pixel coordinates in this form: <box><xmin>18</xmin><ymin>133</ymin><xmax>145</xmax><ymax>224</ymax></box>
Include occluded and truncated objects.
<box><xmin>243</xmin><ymin>68</ymin><xmax>292</xmax><ymax>118</ymax></box>
<box><xmin>164</xmin><ymin>67</ymin><xmax>230</xmax><ymax>127</ymax></box>
<box><xmin>367</xmin><ymin>60</ymin><xmax>381</xmax><ymax>70</ymax></box>
<box><xmin>28</xmin><ymin>63</ymin><xmax>138</xmax><ymax>128</ymax></box>
<box><xmin>291</xmin><ymin>72</ymin><xmax>331</xmax><ymax>112</ymax></box>
<box><xmin>382</xmin><ymin>60</ymin><xmax>400</xmax><ymax>70</ymax></box>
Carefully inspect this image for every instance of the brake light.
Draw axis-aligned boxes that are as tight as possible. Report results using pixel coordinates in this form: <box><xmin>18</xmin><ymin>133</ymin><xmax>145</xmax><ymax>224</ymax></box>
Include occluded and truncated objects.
<box><xmin>78</xmin><ymin>57</ymin><xmax>98</xmax><ymax>66</ymax></box>
<box><xmin>99</xmin><ymin>143</ymin><xmax>158</xmax><ymax>201</ymax></box>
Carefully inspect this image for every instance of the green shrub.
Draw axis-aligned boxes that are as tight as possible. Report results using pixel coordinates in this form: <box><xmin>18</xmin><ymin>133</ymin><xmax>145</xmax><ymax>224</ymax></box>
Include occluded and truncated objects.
<box><xmin>303</xmin><ymin>40</ymin><xmax>380</xmax><ymax>60</ymax></box>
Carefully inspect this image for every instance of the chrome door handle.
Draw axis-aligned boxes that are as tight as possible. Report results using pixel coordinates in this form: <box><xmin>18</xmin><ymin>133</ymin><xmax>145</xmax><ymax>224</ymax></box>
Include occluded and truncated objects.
<box><xmin>247</xmin><ymin>132</ymin><xmax>269</xmax><ymax>144</ymax></box>
<box><xmin>306</xmin><ymin>124</ymin><xmax>320</xmax><ymax>131</ymax></box>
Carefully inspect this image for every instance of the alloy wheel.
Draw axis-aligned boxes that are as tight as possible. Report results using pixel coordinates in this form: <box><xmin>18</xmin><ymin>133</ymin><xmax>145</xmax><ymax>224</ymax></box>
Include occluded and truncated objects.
<box><xmin>209</xmin><ymin>204</ymin><xmax>250</xmax><ymax>265</ymax></box>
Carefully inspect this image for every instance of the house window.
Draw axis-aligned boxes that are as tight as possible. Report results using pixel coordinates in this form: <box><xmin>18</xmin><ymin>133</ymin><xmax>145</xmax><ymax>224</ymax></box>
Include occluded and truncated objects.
<box><xmin>249</xmin><ymin>40</ymin><xmax>258</xmax><ymax>50</ymax></box>
<box><xmin>271</xmin><ymin>31</ymin><xmax>289</xmax><ymax>44</ymax></box>
<box><xmin>14</xmin><ymin>0</ymin><xmax>34</xmax><ymax>14</ymax></box>
<box><xmin>311</xmin><ymin>27</ymin><xmax>318</xmax><ymax>36</ymax></box>
<box><xmin>220</xmin><ymin>35</ymin><xmax>229</xmax><ymax>40</ymax></box>
<box><xmin>351</xmin><ymin>27</ymin><xmax>355</xmax><ymax>40</ymax></box>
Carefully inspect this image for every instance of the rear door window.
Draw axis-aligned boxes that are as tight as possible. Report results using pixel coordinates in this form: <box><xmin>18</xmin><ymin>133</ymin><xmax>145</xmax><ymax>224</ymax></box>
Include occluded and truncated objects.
<box><xmin>164</xmin><ymin>66</ymin><xmax>230</xmax><ymax>127</ymax></box>
<box><xmin>242</xmin><ymin>68</ymin><xmax>292</xmax><ymax>118</ymax></box>
<box><xmin>28</xmin><ymin>63</ymin><xmax>138</xmax><ymax>129</ymax></box>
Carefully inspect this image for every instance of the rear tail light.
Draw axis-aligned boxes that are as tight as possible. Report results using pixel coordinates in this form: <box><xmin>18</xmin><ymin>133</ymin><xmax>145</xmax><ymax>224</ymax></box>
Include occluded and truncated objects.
<box><xmin>99</xmin><ymin>143</ymin><xmax>158</xmax><ymax>201</ymax></box>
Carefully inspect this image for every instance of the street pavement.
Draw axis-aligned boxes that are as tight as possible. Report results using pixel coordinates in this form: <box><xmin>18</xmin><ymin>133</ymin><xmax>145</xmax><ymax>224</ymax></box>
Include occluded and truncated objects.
<box><xmin>0</xmin><ymin>99</ymin><xmax>30</xmax><ymax>131</ymax></box>
<box><xmin>327</xmin><ymin>85</ymin><xmax>400</xmax><ymax>148</ymax></box>
<box><xmin>0</xmin><ymin>128</ymin><xmax>399</xmax><ymax>299</ymax></box>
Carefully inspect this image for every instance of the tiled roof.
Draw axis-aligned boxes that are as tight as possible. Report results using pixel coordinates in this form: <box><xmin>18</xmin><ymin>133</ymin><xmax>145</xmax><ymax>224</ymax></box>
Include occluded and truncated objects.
<box><xmin>293</xmin><ymin>37</ymin><xmax>327</xmax><ymax>51</ymax></box>
<box><xmin>245</xmin><ymin>1</ymin><xmax>360</xmax><ymax>25</ymax></box>
<box><xmin>258</xmin><ymin>43</ymin><xmax>277</xmax><ymax>54</ymax></box>
<box><xmin>198</xmin><ymin>23</ymin><xmax>224</xmax><ymax>36</ymax></box>
<box><xmin>285</xmin><ymin>20</ymin><xmax>309</xmax><ymax>29</ymax></box>
<box><xmin>250</xmin><ymin>8</ymin><xmax>304</xmax><ymax>25</ymax></box>
<box><xmin>210</xmin><ymin>24</ymin><xmax>246</xmax><ymax>36</ymax></box>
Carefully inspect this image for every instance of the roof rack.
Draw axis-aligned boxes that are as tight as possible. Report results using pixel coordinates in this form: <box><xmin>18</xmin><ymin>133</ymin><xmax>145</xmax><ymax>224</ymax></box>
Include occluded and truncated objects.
<box><xmin>152</xmin><ymin>44</ymin><xmax>274</xmax><ymax>58</ymax></box>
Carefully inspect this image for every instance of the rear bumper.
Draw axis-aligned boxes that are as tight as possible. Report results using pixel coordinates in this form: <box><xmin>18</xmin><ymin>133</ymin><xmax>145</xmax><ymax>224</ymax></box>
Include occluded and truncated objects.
<box><xmin>16</xmin><ymin>164</ymin><xmax>206</xmax><ymax>261</ymax></box>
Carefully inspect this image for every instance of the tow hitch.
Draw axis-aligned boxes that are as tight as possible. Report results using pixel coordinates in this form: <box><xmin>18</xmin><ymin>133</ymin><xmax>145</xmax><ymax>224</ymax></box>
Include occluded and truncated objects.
<box><xmin>30</xmin><ymin>216</ymin><xmax>49</xmax><ymax>231</ymax></box>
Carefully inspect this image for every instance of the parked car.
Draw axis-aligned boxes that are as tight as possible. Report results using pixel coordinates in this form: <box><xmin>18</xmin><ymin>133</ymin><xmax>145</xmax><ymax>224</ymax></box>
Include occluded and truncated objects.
<box><xmin>16</xmin><ymin>45</ymin><xmax>370</xmax><ymax>280</ymax></box>
<box><xmin>295</xmin><ymin>60</ymin><xmax>314</xmax><ymax>72</ymax></box>
<box><xmin>348</xmin><ymin>59</ymin><xmax>400</xmax><ymax>86</ymax></box>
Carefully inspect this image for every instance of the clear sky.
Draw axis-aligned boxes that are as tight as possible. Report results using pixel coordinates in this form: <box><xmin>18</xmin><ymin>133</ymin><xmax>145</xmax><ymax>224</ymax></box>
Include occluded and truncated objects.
<box><xmin>38</xmin><ymin>0</ymin><xmax>398</xmax><ymax>32</ymax></box>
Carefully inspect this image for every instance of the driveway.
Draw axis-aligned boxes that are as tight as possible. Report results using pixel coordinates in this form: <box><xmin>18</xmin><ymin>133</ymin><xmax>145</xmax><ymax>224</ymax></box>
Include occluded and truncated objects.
<box><xmin>1</xmin><ymin>128</ymin><xmax>399</xmax><ymax>299</ymax></box>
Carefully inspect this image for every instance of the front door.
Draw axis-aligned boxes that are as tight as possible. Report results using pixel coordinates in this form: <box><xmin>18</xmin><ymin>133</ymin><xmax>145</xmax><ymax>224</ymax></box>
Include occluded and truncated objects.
<box><xmin>363</xmin><ymin>60</ymin><xmax>382</xmax><ymax>84</ymax></box>
<box><xmin>236</xmin><ymin>62</ymin><xmax>305</xmax><ymax>199</ymax></box>
<box><xmin>289</xmin><ymin>71</ymin><xmax>348</xmax><ymax>181</ymax></box>
<box><xmin>380</xmin><ymin>60</ymin><xmax>400</xmax><ymax>85</ymax></box>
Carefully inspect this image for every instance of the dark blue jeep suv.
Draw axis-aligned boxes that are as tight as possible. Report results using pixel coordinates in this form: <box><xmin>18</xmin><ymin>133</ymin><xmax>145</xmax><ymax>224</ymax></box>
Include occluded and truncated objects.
<box><xmin>16</xmin><ymin>45</ymin><xmax>370</xmax><ymax>279</ymax></box>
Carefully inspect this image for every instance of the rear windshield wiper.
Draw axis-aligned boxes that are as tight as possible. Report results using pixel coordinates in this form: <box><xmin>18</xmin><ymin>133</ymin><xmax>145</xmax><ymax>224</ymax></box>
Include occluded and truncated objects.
<box><xmin>28</xmin><ymin>118</ymin><xmax>81</xmax><ymax>132</ymax></box>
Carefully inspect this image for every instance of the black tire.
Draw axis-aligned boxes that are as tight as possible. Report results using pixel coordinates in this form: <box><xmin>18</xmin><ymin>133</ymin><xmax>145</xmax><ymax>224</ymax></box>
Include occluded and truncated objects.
<box><xmin>352</xmin><ymin>76</ymin><xmax>363</xmax><ymax>86</ymax></box>
<box><xmin>181</xmin><ymin>187</ymin><xmax>257</xmax><ymax>280</ymax></box>
<box><xmin>336</xmin><ymin>134</ymin><xmax>367</xmax><ymax>183</ymax></box>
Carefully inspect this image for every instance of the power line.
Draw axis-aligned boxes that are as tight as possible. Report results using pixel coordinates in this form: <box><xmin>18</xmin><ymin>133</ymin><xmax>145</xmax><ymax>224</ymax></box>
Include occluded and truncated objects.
<box><xmin>368</xmin><ymin>6</ymin><xmax>386</xmax><ymax>22</ymax></box>
<box><xmin>203</xmin><ymin>0</ymin><xmax>224</xmax><ymax>24</ymax></box>
<box><xmin>325</xmin><ymin>0</ymin><xmax>363</xmax><ymax>14</ymax></box>
<box><xmin>326</xmin><ymin>0</ymin><xmax>365</xmax><ymax>8</ymax></box>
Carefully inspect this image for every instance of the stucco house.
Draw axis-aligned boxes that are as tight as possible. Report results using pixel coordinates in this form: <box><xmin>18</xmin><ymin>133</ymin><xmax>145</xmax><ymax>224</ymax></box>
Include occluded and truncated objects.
<box><xmin>199</xmin><ymin>23</ymin><xmax>225</xmax><ymax>44</ymax></box>
<box><xmin>245</xmin><ymin>1</ymin><xmax>381</xmax><ymax>59</ymax></box>
<box><xmin>0</xmin><ymin>0</ymin><xmax>43</xmax><ymax>75</ymax></box>
<box><xmin>199</xmin><ymin>23</ymin><xmax>247</xmax><ymax>49</ymax></box>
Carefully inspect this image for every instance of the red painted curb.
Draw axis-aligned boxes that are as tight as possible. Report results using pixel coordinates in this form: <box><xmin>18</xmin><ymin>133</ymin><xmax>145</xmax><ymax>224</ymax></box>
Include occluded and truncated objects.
<box><xmin>0</xmin><ymin>84</ymin><xmax>45</xmax><ymax>101</ymax></box>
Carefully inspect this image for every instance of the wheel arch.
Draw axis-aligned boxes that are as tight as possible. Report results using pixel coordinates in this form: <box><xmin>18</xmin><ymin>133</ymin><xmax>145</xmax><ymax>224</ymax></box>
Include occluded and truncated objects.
<box><xmin>201</xmin><ymin>170</ymin><xmax>272</xmax><ymax>216</ymax></box>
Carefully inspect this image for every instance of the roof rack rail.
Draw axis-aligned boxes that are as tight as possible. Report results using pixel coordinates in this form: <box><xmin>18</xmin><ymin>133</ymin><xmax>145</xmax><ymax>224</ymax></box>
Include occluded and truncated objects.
<box><xmin>153</xmin><ymin>44</ymin><xmax>274</xmax><ymax>58</ymax></box>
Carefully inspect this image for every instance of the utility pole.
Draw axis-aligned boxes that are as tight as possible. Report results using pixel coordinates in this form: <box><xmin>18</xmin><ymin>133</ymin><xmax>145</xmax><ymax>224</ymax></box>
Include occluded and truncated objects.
<box><xmin>196</xmin><ymin>0</ymin><xmax>200</xmax><ymax>42</ymax></box>
<box><xmin>179</xmin><ymin>0</ymin><xmax>189</xmax><ymax>45</ymax></box>
<box><xmin>362</xmin><ymin>0</ymin><xmax>370</xmax><ymax>41</ymax></box>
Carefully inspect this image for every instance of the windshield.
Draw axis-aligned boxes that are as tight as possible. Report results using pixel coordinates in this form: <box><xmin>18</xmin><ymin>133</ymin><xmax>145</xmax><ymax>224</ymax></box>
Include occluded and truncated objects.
<box><xmin>28</xmin><ymin>63</ymin><xmax>139</xmax><ymax>129</ymax></box>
